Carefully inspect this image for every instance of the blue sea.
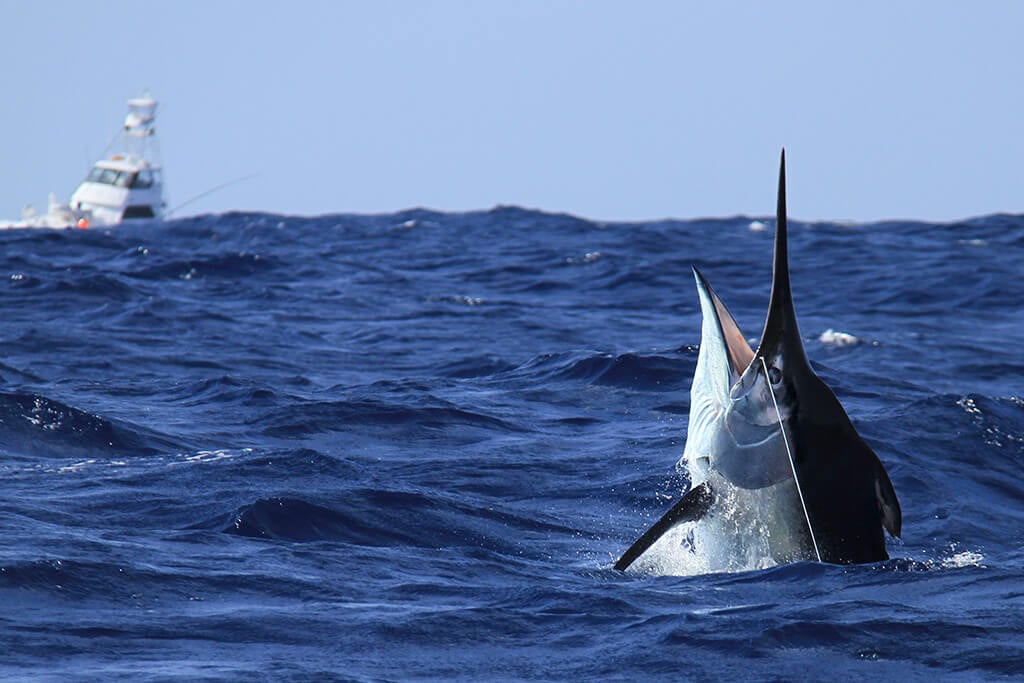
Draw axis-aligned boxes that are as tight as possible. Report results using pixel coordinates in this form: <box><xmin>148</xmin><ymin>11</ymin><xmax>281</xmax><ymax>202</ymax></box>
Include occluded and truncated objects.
<box><xmin>1</xmin><ymin>208</ymin><xmax>1022</xmax><ymax>681</ymax></box>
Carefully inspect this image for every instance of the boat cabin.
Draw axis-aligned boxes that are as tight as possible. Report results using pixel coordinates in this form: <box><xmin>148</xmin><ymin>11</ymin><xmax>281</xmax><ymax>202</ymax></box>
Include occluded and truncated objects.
<box><xmin>68</xmin><ymin>95</ymin><xmax>165</xmax><ymax>226</ymax></box>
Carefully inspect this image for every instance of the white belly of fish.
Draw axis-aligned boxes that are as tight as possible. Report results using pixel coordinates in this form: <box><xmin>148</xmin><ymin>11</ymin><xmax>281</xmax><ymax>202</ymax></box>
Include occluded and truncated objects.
<box><xmin>633</xmin><ymin>471</ymin><xmax>814</xmax><ymax>576</ymax></box>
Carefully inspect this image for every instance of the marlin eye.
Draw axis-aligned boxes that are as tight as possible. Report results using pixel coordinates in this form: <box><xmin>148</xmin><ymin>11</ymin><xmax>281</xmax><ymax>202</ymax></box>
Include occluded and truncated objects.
<box><xmin>768</xmin><ymin>366</ymin><xmax>782</xmax><ymax>384</ymax></box>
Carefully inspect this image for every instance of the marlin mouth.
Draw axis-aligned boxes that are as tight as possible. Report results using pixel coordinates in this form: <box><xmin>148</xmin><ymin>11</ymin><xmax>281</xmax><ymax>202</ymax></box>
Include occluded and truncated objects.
<box><xmin>690</xmin><ymin>265</ymin><xmax>791</xmax><ymax>489</ymax></box>
<box><xmin>692</xmin><ymin>267</ymin><xmax>754</xmax><ymax>386</ymax></box>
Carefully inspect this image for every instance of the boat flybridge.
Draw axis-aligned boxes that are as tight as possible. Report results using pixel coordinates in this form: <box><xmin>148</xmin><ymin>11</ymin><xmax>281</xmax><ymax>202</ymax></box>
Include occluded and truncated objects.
<box><xmin>3</xmin><ymin>94</ymin><xmax>166</xmax><ymax>229</ymax></box>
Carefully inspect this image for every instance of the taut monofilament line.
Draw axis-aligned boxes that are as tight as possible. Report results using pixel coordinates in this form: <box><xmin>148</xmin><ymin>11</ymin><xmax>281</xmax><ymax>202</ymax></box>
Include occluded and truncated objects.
<box><xmin>760</xmin><ymin>356</ymin><xmax>821</xmax><ymax>562</ymax></box>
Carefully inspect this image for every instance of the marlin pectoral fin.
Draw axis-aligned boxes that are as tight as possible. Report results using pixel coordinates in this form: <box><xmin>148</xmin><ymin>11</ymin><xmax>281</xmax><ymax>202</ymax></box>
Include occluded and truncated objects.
<box><xmin>874</xmin><ymin>464</ymin><xmax>902</xmax><ymax>538</ymax></box>
<box><xmin>615</xmin><ymin>481</ymin><xmax>715</xmax><ymax>571</ymax></box>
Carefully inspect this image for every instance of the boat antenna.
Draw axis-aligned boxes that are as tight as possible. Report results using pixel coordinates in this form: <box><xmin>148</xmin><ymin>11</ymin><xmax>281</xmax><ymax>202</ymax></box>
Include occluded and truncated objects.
<box><xmin>761</xmin><ymin>356</ymin><xmax>822</xmax><ymax>562</ymax></box>
<box><xmin>165</xmin><ymin>173</ymin><xmax>259</xmax><ymax>218</ymax></box>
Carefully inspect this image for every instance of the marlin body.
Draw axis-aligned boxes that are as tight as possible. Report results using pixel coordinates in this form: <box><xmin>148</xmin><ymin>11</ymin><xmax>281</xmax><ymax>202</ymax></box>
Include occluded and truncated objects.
<box><xmin>615</xmin><ymin>151</ymin><xmax>901</xmax><ymax>573</ymax></box>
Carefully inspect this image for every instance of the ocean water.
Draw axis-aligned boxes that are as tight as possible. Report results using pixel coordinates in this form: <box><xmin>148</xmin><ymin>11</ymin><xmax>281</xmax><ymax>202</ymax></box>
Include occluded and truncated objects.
<box><xmin>0</xmin><ymin>208</ymin><xmax>1022</xmax><ymax>681</ymax></box>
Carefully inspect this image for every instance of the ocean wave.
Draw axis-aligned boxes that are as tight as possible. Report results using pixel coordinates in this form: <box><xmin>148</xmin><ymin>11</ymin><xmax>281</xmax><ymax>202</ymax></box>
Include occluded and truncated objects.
<box><xmin>125</xmin><ymin>251</ymin><xmax>278</xmax><ymax>281</ymax></box>
<box><xmin>0</xmin><ymin>391</ymin><xmax>180</xmax><ymax>458</ymax></box>
<box><xmin>2</xmin><ymin>208</ymin><xmax>1023</xmax><ymax>679</ymax></box>
<box><xmin>436</xmin><ymin>354</ymin><xmax>518</xmax><ymax>379</ymax></box>
<box><xmin>222</xmin><ymin>490</ymin><xmax>580</xmax><ymax>553</ymax></box>
<box><xmin>254</xmin><ymin>395</ymin><xmax>522</xmax><ymax>439</ymax></box>
<box><xmin>505</xmin><ymin>350</ymin><xmax>693</xmax><ymax>391</ymax></box>
<box><xmin>165</xmin><ymin>375</ymin><xmax>279</xmax><ymax>408</ymax></box>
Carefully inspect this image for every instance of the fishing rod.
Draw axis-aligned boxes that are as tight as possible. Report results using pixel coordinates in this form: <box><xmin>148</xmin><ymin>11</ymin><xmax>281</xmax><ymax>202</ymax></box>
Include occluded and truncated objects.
<box><xmin>165</xmin><ymin>173</ymin><xmax>259</xmax><ymax>218</ymax></box>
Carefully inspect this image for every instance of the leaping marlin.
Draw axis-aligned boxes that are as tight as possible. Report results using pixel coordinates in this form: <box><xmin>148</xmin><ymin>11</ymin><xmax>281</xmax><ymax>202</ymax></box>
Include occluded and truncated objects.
<box><xmin>615</xmin><ymin>151</ymin><xmax>901</xmax><ymax>572</ymax></box>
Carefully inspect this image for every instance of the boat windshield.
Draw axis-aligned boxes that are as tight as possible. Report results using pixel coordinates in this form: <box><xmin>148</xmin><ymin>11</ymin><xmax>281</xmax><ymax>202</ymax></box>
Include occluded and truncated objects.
<box><xmin>87</xmin><ymin>167</ymin><xmax>120</xmax><ymax>185</ymax></box>
<box><xmin>87</xmin><ymin>166</ymin><xmax>155</xmax><ymax>189</ymax></box>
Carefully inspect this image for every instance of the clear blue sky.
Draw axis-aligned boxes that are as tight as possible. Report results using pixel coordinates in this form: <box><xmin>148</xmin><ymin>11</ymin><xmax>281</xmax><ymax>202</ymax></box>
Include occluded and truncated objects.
<box><xmin>1</xmin><ymin>1</ymin><xmax>1021</xmax><ymax>222</ymax></box>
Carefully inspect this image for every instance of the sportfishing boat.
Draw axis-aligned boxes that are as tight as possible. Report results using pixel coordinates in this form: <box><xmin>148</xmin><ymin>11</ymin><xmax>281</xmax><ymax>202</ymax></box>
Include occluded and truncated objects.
<box><xmin>3</xmin><ymin>94</ymin><xmax>165</xmax><ymax>229</ymax></box>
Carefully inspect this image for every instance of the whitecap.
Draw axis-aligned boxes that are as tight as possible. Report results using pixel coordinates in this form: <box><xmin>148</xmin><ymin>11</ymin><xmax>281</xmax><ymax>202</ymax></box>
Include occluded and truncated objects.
<box><xmin>566</xmin><ymin>251</ymin><xmax>602</xmax><ymax>264</ymax></box>
<box><xmin>957</xmin><ymin>396</ymin><xmax>982</xmax><ymax>416</ymax></box>
<box><xmin>184</xmin><ymin>449</ymin><xmax>247</xmax><ymax>464</ymax></box>
<box><xmin>56</xmin><ymin>459</ymin><xmax>97</xmax><ymax>474</ymax></box>
<box><xmin>748</xmin><ymin>220</ymin><xmax>767</xmax><ymax>232</ymax></box>
<box><xmin>426</xmin><ymin>295</ymin><xmax>485</xmax><ymax>307</ymax></box>
<box><xmin>941</xmin><ymin>550</ymin><xmax>986</xmax><ymax>569</ymax></box>
<box><xmin>819</xmin><ymin>328</ymin><xmax>859</xmax><ymax>347</ymax></box>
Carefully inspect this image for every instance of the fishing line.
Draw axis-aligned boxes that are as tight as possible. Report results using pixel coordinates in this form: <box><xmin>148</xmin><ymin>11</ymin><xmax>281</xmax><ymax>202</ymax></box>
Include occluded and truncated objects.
<box><xmin>165</xmin><ymin>173</ymin><xmax>259</xmax><ymax>218</ymax></box>
<box><xmin>761</xmin><ymin>357</ymin><xmax>821</xmax><ymax>562</ymax></box>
